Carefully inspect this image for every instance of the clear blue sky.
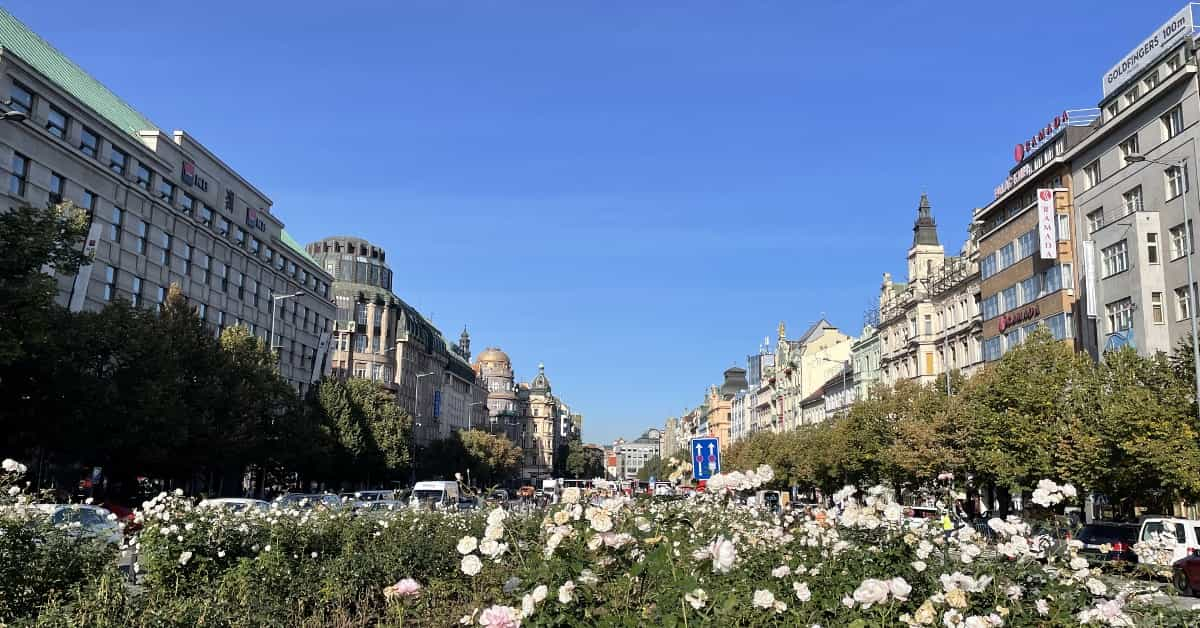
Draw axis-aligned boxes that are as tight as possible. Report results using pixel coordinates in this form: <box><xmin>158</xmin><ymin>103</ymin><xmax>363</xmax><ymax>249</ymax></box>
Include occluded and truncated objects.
<box><xmin>8</xmin><ymin>0</ymin><xmax>1185</xmax><ymax>445</ymax></box>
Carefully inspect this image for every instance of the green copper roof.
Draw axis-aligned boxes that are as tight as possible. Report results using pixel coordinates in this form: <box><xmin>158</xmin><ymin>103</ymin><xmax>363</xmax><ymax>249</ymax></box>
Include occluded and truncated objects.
<box><xmin>280</xmin><ymin>230</ymin><xmax>319</xmax><ymax>267</ymax></box>
<box><xmin>0</xmin><ymin>8</ymin><xmax>158</xmax><ymax>136</ymax></box>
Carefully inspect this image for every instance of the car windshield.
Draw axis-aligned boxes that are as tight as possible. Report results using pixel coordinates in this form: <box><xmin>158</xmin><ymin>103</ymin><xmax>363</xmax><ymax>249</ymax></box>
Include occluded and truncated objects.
<box><xmin>1077</xmin><ymin>525</ymin><xmax>1137</xmax><ymax>544</ymax></box>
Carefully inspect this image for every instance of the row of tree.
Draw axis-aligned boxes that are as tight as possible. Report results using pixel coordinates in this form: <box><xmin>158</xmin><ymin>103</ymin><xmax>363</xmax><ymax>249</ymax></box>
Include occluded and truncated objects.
<box><xmin>0</xmin><ymin>204</ymin><xmax>525</xmax><ymax>499</ymax></box>
<box><xmin>723</xmin><ymin>328</ymin><xmax>1200</xmax><ymax>516</ymax></box>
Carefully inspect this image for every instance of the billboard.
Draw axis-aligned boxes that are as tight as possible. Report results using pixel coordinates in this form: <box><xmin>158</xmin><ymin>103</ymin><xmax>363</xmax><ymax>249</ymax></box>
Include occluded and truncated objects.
<box><xmin>1102</xmin><ymin>4</ymin><xmax>1199</xmax><ymax>99</ymax></box>
<box><xmin>1037</xmin><ymin>189</ymin><xmax>1057</xmax><ymax>259</ymax></box>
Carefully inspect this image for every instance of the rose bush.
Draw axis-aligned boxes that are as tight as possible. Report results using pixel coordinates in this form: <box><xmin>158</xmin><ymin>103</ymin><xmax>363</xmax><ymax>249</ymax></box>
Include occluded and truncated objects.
<box><xmin>6</xmin><ymin>465</ymin><xmax>1200</xmax><ymax>626</ymax></box>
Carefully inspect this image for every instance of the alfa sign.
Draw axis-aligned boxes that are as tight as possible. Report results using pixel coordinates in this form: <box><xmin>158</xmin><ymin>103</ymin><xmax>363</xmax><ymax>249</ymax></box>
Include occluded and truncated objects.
<box><xmin>690</xmin><ymin>437</ymin><xmax>720</xmax><ymax>481</ymax></box>
<box><xmin>1102</xmin><ymin>4</ymin><xmax>1199</xmax><ymax>99</ymax></box>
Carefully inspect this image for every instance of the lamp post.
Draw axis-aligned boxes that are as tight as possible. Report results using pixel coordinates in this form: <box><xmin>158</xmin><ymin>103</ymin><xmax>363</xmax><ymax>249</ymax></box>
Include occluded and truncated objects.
<box><xmin>1126</xmin><ymin>153</ymin><xmax>1200</xmax><ymax>421</ymax></box>
<box><xmin>411</xmin><ymin>371</ymin><xmax>435</xmax><ymax>484</ymax></box>
<box><xmin>269</xmin><ymin>292</ymin><xmax>305</xmax><ymax>364</ymax></box>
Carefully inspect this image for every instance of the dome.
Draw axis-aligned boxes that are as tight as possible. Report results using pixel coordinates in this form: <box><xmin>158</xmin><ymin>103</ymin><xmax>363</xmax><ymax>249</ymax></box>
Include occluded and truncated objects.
<box><xmin>530</xmin><ymin>362</ymin><xmax>551</xmax><ymax>392</ymax></box>
<box><xmin>475</xmin><ymin>347</ymin><xmax>511</xmax><ymax>364</ymax></box>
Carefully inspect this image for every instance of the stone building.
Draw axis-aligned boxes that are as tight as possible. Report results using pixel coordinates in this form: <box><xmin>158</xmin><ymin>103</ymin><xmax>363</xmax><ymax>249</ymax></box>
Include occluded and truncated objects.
<box><xmin>878</xmin><ymin>194</ymin><xmax>984</xmax><ymax>387</ymax></box>
<box><xmin>306</xmin><ymin>236</ymin><xmax>486</xmax><ymax>446</ymax></box>
<box><xmin>769</xmin><ymin>319</ymin><xmax>852</xmax><ymax>432</ymax></box>
<box><xmin>0</xmin><ymin>8</ymin><xmax>334</xmax><ymax>392</ymax></box>
<box><xmin>473</xmin><ymin>348</ymin><xmax>572</xmax><ymax>481</ymax></box>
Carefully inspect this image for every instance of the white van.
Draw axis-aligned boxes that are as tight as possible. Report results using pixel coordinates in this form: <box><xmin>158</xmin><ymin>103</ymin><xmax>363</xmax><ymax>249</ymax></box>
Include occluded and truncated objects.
<box><xmin>410</xmin><ymin>481</ymin><xmax>460</xmax><ymax>509</ymax></box>
<box><xmin>1137</xmin><ymin>517</ymin><xmax>1200</xmax><ymax>567</ymax></box>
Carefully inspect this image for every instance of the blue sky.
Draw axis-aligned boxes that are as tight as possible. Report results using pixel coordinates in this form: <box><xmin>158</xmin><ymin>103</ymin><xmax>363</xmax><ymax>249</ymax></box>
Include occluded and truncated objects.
<box><xmin>8</xmin><ymin>1</ymin><xmax>1186</xmax><ymax>445</ymax></box>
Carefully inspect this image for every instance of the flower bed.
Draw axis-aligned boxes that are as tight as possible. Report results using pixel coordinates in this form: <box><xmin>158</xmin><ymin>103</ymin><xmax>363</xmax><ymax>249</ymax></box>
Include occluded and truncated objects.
<box><xmin>4</xmin><ymin>464</ymin><xmax>1198</xmax><ymax>626</ymax></box>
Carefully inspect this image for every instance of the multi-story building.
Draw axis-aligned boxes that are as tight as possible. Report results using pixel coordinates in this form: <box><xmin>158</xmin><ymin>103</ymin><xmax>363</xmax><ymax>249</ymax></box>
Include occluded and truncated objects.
<box><xmin>604</xmin><ymin>442</ymin><xmax>621</xmax><ymax>480</ymax></box>
<box><xmin>1071</xmin><ymin>8</ymin><xmax>1200</xmax><ymax>357</ymax></box>
<box><xmin>974</xmin><ymin>110</ymin><xmax>1098</xmax><ymax>362</ymax></box>
<box><xmin>0</xmin><ymin>8</ymin><xmax>334</xmax><ymax>392</ymax></box>
<box><xmin>473</xmin><ymin>347</ymin><xmax>572</xmax><ymax>481</ymax></box>
<box><xmin>662</xmin><ymin>417</ymin><xmax>681</xmax><ymax>458</ymax></box>
<box><xmin>850</xmin><ymin>324</ymin><xmax>881</xmax><ymax>401</ymax></box>
<box><xmin>306</xmin><ymin>236</ymin><xmax>486</xmax><ymax>445</ymax></box>
<box><xmin>616</xmin><ymin>429</ymin><xmax>661</xmax><ymax>480</ymax></box>
<box><xmin>879</xmin><ymin>195</ymin><xmax>984</xmax><ymax>385</ymax></box>
<box><xmin>770</xmin><ymin>319</ymin><xmax>852</xmax><ymax>431</ymax></box>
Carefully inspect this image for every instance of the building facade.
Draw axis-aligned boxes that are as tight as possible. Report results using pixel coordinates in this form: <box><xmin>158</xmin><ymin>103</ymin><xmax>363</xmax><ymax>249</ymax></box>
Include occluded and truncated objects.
<box><xmin>1071</xmin><ymin>30</ymin><xmax>1200</xmax><ymax>358</ymax></box>
<box><xmin>769</xmin><ymin>319</ymin><xmax>852</xmax><ymax>432</ymax></box>
<box><xmin>975</xmin><ymin>113</ymin><xmax>1097</xmax><ymax>361</ymax></box>
<box><xmin>616</xmin><ymin>429</ymin><xmax>661</xmax><ymax>480</ymax></box>
<box><xmin>879</xmin><ymin>195</ymin><xmax>984</xmax><ymax>386</ymax></box>
<box><xmin>306</xmin><ymin>236</ymin><xmax>487</xmax><ymax>445</ymax></box>
<box><xmin>0</xmin><ymin>9</ymin><xmax>334</xmax><ymax>392</ymax></box>
<box><xmin>473</xmin><ymin>348</ymin><xmax>572</xmax><ymax>481</ymax></box>
<box><xmin>850</xmin><ymin>325</ymin><xmax>881</xmax><ymax>401</ymax></box>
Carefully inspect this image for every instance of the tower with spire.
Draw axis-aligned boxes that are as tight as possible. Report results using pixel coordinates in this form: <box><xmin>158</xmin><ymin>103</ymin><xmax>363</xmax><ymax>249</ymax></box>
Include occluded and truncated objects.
<box><xmin>458</xmin><ymin>327</ymin><xmax>471</xmax><ymax>360</ymax></box>
<box><xmin>908</xmin><ymin>193</ymin><xmax>945</xmax><ymax>283</ymax></box>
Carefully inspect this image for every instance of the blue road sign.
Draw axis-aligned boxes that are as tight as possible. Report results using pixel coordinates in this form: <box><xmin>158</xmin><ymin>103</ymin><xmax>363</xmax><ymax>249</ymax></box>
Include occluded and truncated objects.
<box><xmin>690</xmin><ymin>437</ymin><xmax>721</xmax><ymax>481</ymax></box>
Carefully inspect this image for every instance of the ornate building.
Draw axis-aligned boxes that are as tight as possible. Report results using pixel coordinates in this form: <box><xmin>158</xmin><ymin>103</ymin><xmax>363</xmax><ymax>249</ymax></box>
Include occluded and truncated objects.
<box><xmin>473</xmin><ymin>347</ymin><xmax>574</xmax><ymax>481</ymax></box>
<box><xmin>306</xmin><ymin>236</ymin><xmax>487</xmax><ymax>445</ymax></box>
<box><xmin>877</xmin><ymin>195</ymin><xmax>983</xmax><ymax>387</ymax></box>
<box><xmin>767</xmin><ymin>319</ymin><xmax>852</xmax><ymax>431</ymax></box>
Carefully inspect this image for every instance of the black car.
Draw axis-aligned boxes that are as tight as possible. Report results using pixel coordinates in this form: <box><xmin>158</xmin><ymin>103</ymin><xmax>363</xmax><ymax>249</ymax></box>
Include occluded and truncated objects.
<box><xmin>1075</xmin><ymin>522</ymin><xmax>1139</xmax><ymax>564</ymax></box>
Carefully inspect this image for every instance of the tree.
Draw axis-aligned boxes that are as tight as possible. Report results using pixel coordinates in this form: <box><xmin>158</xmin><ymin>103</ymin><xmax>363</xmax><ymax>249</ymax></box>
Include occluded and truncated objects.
<box><xmin>458</xmin><ymin>429</ymin><xmax>522</xmax><ymax>486</ymax></box>
<box><xmin>308</xmin><ymin>377</ymin><xmax>413</xmax><ymax>487</ymax></box>
<box><xmin>564</xmin><ymin>440</ymin><xmax>587</xmax><ymax>478</ymax></box>
<box><xmin>637</xmin><ymin>455</ymin><xmax>667</xmax><ymax>481</ymax></box>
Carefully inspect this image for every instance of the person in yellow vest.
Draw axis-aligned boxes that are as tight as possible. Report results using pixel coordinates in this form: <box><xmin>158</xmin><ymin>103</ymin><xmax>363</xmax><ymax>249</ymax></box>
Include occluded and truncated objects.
<box><xmin>941</xmin><ymin>511</ymin><xmax>954</xmax><ymax>540</ymax></box>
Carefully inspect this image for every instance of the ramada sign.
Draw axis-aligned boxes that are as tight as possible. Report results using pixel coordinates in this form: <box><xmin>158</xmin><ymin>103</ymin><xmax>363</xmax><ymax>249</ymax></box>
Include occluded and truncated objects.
<box><xmin>997</xmin><ymin>305</ymin><xmax>1040</xmax><ymax>332</ymax></box>
<box><xmin>1013</xmin><ymin>110</ymin><xmax>1069</xmax><ymax>163</ymax></box>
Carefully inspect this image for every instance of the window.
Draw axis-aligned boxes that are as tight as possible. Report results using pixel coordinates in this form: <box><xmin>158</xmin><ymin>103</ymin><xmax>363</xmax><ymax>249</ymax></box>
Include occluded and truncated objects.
<box><xmin>1119</xmin><ymin>135</ymin><xmax>1139</xmax><ymax>167</ymax></box>
<box><xmin>46</xmin><ymin>105</ymin><xmax>67</xmax><ymax>138</ymax></box>
<box><xmin>217</xmin><ymin>216</ymin><xmax>230</xmax><ymax>236</ymax></box>
<box><xmin>180</xmin><ymin>193</ymin><xmax>195</xmax><ymax>215</ymax></box>
<box><xmin>286</xmin><ymin>260</ymin><xmax>296</xmax><ymax>277</ymax></box>
<box><xmin>1170</xmin><ymin>222</ymin><xmax>1193</xmax><ymax>259</ymax></box>
<box><xmin>1121</xmin><ymin>186</ymin><xmax>1142</xmax><ymax>214</ymax></box>
<box><xmin>103</xmin><ymin>265</ymin><xmax>117</xmax><ymax>301</ymax></box>
<box><xmin>234</xmin><ymin>227</ymin><xmax>245</xmax><ymax>246</ymax></box>
<box><xmin>197</xmin><ymin>252</ymin><xmax>210</xmax><ymax>283</ymax></box>
<box><xmin>181</xmin><ymin>242</ymin><xmax>192</xmax><ymax>275</ymax></box>
<box><xmin>135</xmin><ymin>220</ymin><xmax>147</xmax><ymax>254</ymax></box>
<box><xmin>1144</xmin><ymin>70</ymin><xmax>1161</xmax><ymax>91</ymax></box>
<box><xmin>1101</xmin><ymin>240</ymin><xmax>1129</xmax><ymax>277</ymax></box>
<box><xmin>109</xmin><ymin>146</ymin><xmax>127</xmax><ymax>175</ymax></box>
<box><xmin>159</xmin><ymin>232</ymin><xmax>171</xmax><ymax>265</ymax></box>
<box><xmin>1152</xmin><ymin>291</ymin><xmax>1165</xmax><ymax>324</ymax></box>
<box><xmin>1083</xmin><ymin>161</ymin><xmax>1101</xmax><ymax>190</ymax></box>
<box><xmin>1167</xmin><ymin>53</ymin><xmax>1183</xmax><ymax>73</ymax></box>
<box><xmin>249</xmin><ymin>280</ymin><xmax>258</xmax><ymax>307</ymax></box>
<box><xmin>80</xmin><ymin>189</ymin><xmax>96</xmax><ymax>212</ymax></box>
<box><xmin>1001</xmin><ymin>286</ymin><xmax>1017</xmax><ymax>312</ymax></box>
<box><xmin>354</xmin><ymin>335</ymin><xmax>368</xmax><ymax>352</ymax></box>
<box><xmin>109</xmin><ymin>207</ymin><xmax>123</xmax><ymax>242</ymax></box>
<box><xmin>1147</xmin><ymin>232</ymin><xmax>1159</xmax><ymax>264</ymax></box>
<box><xmin>1018</xmin><ymin>275</ymin><xmax>1039</xmax><ymax>306</ymax></box>
<box><xmin>249</xmin><ymin>237</ymin><xmax>260</xmax><ymax>255</ymax></box>
<box><xmin>1124</xmin><ymin>85</ymin><xmax>1140</xmax><ymax>107</ymax></box>
<box><xmin>9</xmin><ymin>81</ymin><xmax>33</xmax><ymax>114</ymax></box>
<box><xmin>924</xmin><ymin>314</ymin><xmax>932</xmax><ymax>335</ymax></box>
<box><xmin>198</xmin><ymin>204</ymin><xmax>213</xmax><ymax>225</ymax></box>
<box><xmin>214</xmin><ymin>261</ymin><xmax>227</xmax><ymax>292</ymax></box>
<box><xmin>1106</xmin><ymin>298</ymin><xmax>1134</xmax><ymax>333</ymax></box>
<box><xmin>8</xmin><ymin>152</ymin><xmax>28</xmax><ymax>195</ymax></box>
<box><xmin>1167</xmin><ymin>164</ymin><xmax>1188</xmax><ymax>199</ymax></box>
<box><xmin>136</xmin><ymin>165</ymin><xmax>151</xmax><ymax>190</ymax></box>
<box><xmin>274</xmin><ymin>253</ymin><xmax>285</xmax><ymax>271</ymax></box>
<box><xmin>198</xmin><ymin>303</ymin><xmax>207</xmax><ymax>322</ymax></box>
<box><xmin>983</xmin><ymin>336</ymin><xmax>1003</xmax><ymax>361</ymax></box>
<box><xmin>264</xmin><ymin>247</ymin><xmax>274</xmax><ymax>264</ymax></box>
<box><xmin>1162</xmin><ymin>105</ymin><xmax>1184</xmax><ymax>140</ymax></box>
<box><xmin>158</xmin><ymin>178</ymin><xmax>175</xmax><ymax>203</ymax></box>
<box><xmin>48</xmin><ymin>171</ymin><xmax>65</xmax><ymax>203</ymax></box>
<box><xmin>999</xmin><ymin>243</ymin><xmax>1015</xmax><ymax>269</ymax></box>
<box><xmin>980</xmin><ymin>253</ymin><xmax>997</xmax><ymax>279</ymax></box>
<box><xmin>1106</xmin><ymin>102</ymin><xmax>1120</xmax><ymax>120</ymax></box>
<box><xmin>156</xmin><ymin>285</ymin><xmax>166</xmax><ymax>310</ymax></box>
<box><xmin>130</xmin><ymin>276</ymin><xmax>142</xmax><ymax>307</ymax></box>
<box><xmin>233</xmin><ymin>270</ymin><xmax>243</xmax><ymax>299</ymax></box>
<box><xmin>79</xmin><ymin>127</ymin><xmax>99</xmax><ymax>157</ymax></box>
<box><xmin>353</xmin><ymin>362</ymin><xmax>368</xmax><ymax>378</ymax></box>
<box><xmin>1178</xmin><ymin>286</ymin><xmax>1193</xmax><ymax>320</ymax></box>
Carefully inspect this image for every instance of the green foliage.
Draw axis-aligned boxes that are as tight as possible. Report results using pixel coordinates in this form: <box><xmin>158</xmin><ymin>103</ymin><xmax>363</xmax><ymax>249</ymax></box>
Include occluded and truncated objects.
<box><xmin>636</xmin><ymin>454</ymin><xmax>666</xmax><ymax>481</ymax></box>
<box><xmin>309</xmin><ymin>377</ymin><xmax>413</xmax><ymax>486</ymax></box>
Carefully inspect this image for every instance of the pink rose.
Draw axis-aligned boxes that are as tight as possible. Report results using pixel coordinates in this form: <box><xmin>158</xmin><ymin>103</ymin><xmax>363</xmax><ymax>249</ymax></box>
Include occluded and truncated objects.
<box><xmin>478</xmin><ymin>605</ymin><xmax>522</xmax><ymax>627</ymax></box>
<box><xmin>384</xmin><ymin>577</ymin><xmax>421</xmax><ymax>599</ymax></box>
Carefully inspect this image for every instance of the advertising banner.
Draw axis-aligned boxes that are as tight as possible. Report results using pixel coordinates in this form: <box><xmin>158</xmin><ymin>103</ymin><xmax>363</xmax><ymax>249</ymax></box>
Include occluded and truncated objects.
<box><xmin>1037</xmin><ymin>189</ymin><xmax>1057</xmax><ymax>259</ymax></box>
<box><xmin>1083</xmin><ymin>240</ymin><xmax>1098</xmax><ymax>318</ymax></box>
<box><xmin>1102</xmin><ymin>4</ymin><xmax>1198</xmax><ymax>99</ymax></box>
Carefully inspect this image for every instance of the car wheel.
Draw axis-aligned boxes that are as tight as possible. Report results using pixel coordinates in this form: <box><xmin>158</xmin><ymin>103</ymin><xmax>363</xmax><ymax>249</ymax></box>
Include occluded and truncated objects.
<box><xmin>1174</xmin><ymin>568</ymin><xmax>1194</xmax><ymax>597</ymax></box>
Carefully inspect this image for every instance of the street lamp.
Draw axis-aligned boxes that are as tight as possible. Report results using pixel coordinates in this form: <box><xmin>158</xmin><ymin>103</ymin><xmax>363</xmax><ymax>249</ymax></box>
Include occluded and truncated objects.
<box><xmin>411</xmin><ymin>372</ymin><xmax>435</xmax><ymax>484</ymax></box>
<box><xmin>1125</xmin><ymin>153</ymin><xmax>1200</xmax><ymax>422</ymax></box>
<box><xmin>269</xmin><ymin>291</ymin><xmax>305</xmax><ymax>362</ymax></box>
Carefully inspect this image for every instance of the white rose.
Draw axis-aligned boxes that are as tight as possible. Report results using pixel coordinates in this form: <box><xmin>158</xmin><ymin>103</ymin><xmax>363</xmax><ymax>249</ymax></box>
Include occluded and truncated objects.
<box><xmin>457</xmin><ymin>536</ymin><xmax>478</xmax><ymax>555</ymax></box>
<box><xmin>460</xmin><ymin>554</ymin><xmax>482</xmax><ymax>576</ymax></box>
<box><xmin>853</xmin><ymin>578</ymin><xmax>890</xmax><ymax>608</ymax></box>
<box><xmin>1035</xmin><ymin>599</ymin><xmax>1049</xmax><ymax>615</ymax></box>
<box><xmin>531</xmin><ymin>584</ymin><xmax>548</xmax><ymax>603</ymax></box>
<box><xmin>553</xmin><ymin>510</ymin><xmax>571</xmax><ymax>525</ymax></box>
<box><xmin>793</xmin><ymin>581</ymin><xmax>811</xmax><ymax>602</ymax></box>
<box><xmin>911</xmin><ymin>560</ymin><xmax>927</xmax><ymax>572</ymax></box>
<box><xmin>1085</xmin><ymin>577</ymin><xmax>1107</xmax><ymax>596</ymax></box>
<box><xmin>771</xmin><ymin>565</ymin><xmax>791</xmax><ymax>578</ymax></box>
<box><xmin>487</xmin><ymin>508</ymin><xmax>508</xmax><ymax>526</ymax></box>
<box><xmin>884</xmin><ymin>502</ymin><xmax>904</xmax><ymax>522</ymax></box>
<box><xmin>752</xmin><ymin>589</ymin><xmax>776</xmax><ymax>609</ymax></box>
<box><xmin>589</xmin><ymin>511</ymin><xmax>613</xmax><ymax>533</ymax></box>
<box><xmin>484</xmin><ymin>523</ymin><xmax>505</xmax><ymax>540</ymax></box>
<box><xmin>561</xmin><ymin>487</ymin><xmax>581</xmax><ymax>504</ymax></box>
<box><xmin>479</xmin><ymin>539</ymin><xmax>502</xmax><ymax>557</ymax></box>
<box><xmin>708</xmin><ymin>536</ymin><xmax>737</xmax><ymax>574</ymax></box>
<box><xmin>889</xmin><ymin>577</ymin><xmax>912</xmax><ymax>601</ymax></box>
<box><xmin>558</xmin><ymin>580</ymin><xmax>575</xmax><ymax>604</ymax></box>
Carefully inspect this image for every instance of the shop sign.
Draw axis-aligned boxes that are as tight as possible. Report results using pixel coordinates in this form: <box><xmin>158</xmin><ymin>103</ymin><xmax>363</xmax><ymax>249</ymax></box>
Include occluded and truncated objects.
<box><xmin>1102</xmin><ymin>4</ymin><xmax>1198</xmax><ymax>99</ymax></box>
<box><xmin>181</xmin><ymin>161</ymin><xmax>208</xmax><ymax>191</ymax></box>
<box><xmin>1013</xmin><ymin>111</ymin><xmax>1069</xmax><ymax>163</ymax></box>
<box><xmin>245</xmin><ymin>207</ymin><xmax>266</xmax><ymax>232</ymax></box>
<box><xmin>998</xmin><ymin>305</ymin><xmax>1040</xmax><ymax>332</ymax></box>
<box><xmin>1037</xmin><ymin>189</ymin><xmax>1057</xmax><ymax>259</ymax></box>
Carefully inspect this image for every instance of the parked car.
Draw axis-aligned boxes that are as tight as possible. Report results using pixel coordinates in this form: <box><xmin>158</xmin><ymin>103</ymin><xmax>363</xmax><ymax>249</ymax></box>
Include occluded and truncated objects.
<box><xmin>1173</xmin><ymin>550</ymin><xmax>1200</xmax><ymax>595</ymax></box>
<box><xmin>409</xmin><ymin>481</ymin><xmax>460</xmax><ymax>509</ymax></box>
<box><xmin>355</xmin><ymin>499</ymin><xmax>408</xmax><ymax>514</ymax></box>
<box><xmin>275</xmin><ymin>493</ymin><xmax>341</xmax><ymax>510</ymax></box>
<box><xmin>1138</xmin><ymin>516</ymin><xmax>1200</xmax><ymax>568</ymax></box>
<box><xmin>341</xmin><ymin>490</ymin><xmax>397</xmax><ymax>503</ymax></box>
<box><xmin>1075</xmin><ymin>522</ymin><xmax>1139</xmax><ymax>564</ymax></box>
<box><xmin>198</xmin><ymin>498</ymin><xmax>270</xmax><ymax>513</ymax></box>
<box><xmin>33</xmin><ymin>504</ymin><xmax>122</xmax><ymax>544</ymax></box>
<box><xmin>516</xmin><ymin>486</ymin><xmax>536</xmax><ymax>499</ymax></box>
<box><xmin>485</xmin><ymin>489</ymin><xmax>510</xmax><ymax>504</ymax></box>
